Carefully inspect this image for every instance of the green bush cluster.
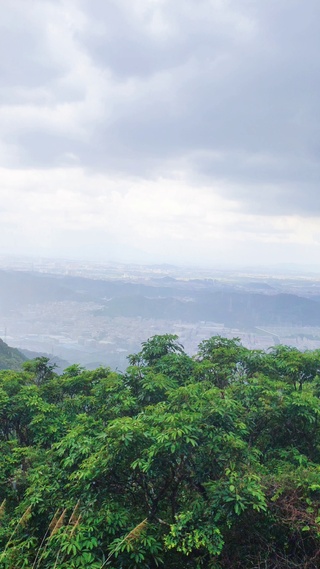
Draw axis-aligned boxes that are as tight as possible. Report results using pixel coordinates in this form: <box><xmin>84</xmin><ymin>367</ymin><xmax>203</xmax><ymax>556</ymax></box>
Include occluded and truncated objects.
<box><xmin>1</xmin><ymin>336</ymin><xmax>320</xmax><ymax>568</ymax></box>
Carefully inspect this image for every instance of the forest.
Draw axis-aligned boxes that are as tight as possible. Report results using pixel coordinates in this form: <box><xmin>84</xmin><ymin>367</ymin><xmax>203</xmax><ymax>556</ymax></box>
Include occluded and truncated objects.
<box><xmin>1</xmin><ymin>335</ymin><xmax>320</xmax><ymax>568</ymax></box>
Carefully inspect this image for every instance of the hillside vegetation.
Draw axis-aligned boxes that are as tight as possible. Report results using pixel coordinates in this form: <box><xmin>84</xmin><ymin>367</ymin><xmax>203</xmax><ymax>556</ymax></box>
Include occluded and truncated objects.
<box><xmin>0</xmin><ymin>338</ymin><xmax>26</xmax><ymax>370</ymax></box>
<box><xmin>1</xmin><ymin>336</ymin><xmax>320</xmax><ymax>568</ymax></box>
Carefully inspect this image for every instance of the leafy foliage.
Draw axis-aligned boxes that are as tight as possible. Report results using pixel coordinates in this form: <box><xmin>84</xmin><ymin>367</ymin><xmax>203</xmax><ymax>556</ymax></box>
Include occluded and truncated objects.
<box><xmin>0</xmin><ymin>339</ymin><xmax>26</xmax><ymax>371</ymax></box>
<box><xmin>0</xmin><ymin>335</ymin><xmax>320</xmax><ymax>568</ymax></box>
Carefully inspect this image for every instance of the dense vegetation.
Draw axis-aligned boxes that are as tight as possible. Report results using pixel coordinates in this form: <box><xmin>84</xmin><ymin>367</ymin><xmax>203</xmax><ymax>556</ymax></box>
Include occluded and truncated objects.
<box><xmin>0</xmin><ymin>339</ymin><xmax>26</xmax><ymax>371</ymax></box>
<box><xmin>1</xmin><ymin>335</ymin><xmax>320</xmax><ymax>568</ymax></box>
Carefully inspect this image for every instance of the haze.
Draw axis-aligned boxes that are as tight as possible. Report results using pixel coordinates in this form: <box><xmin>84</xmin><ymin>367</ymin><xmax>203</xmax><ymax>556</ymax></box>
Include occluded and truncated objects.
<box><xmin>1</xmin><ymin>0</ymin><xmax>320</xmax><ymax>267</ymax></box>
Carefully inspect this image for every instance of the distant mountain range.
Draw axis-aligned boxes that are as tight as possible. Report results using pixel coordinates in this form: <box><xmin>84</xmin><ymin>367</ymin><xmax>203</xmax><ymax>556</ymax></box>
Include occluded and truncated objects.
<box><xmin>1</xmin><ymin>269</ymin><xmax>320</xmax><ymax>328</ymax></box>
<box><xmin>99</xmin><ymin>291</ymin><xmax>320</xmax><ymax>327</ymax></box>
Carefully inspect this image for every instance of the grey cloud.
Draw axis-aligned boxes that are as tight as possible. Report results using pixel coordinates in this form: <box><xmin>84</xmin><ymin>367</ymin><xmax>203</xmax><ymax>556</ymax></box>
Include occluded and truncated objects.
<box><xmin>13</xmin><ymin>131</ymin><xmax>82</xmax><ymax>167</ymax></box>
<box><xmin>0</xmin><ymin>3</ymin><xmax>62</xmax><ymax>96</ymax></box>
<box><xmin>1</xmin><ymin>0</ymin><xmax>320</xmax><ymax>217</ymax></box>
<box><xmin>192</xmin><ymin>153</ymin><xmax>320</xmax><ymax>215</ymax></box>
<box><xmin>78</xmin><ymin>0</ymin><xmax>238</xmax><ymax>79</ymax></box>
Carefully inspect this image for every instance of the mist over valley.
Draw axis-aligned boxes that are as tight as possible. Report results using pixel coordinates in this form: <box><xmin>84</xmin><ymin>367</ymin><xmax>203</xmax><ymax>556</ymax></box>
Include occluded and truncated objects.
<box><xmin>1</xmin><ymin>259</ymin><xmax>320</xmax><ymax>370</ymax></box>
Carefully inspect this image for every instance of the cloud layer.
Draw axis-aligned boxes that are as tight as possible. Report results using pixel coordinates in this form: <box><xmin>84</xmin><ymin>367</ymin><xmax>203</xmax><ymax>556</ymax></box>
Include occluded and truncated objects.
<box><xmin>0</xmin><ymin>0</ymin><xmax>319</xmax><ymax>266</ymax></box>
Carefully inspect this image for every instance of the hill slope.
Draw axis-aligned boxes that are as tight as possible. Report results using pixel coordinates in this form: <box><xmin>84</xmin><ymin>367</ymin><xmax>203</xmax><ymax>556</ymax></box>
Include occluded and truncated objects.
<box><xmin>0</xmin><ymin>338</ymin><xmax>27</xmax><ymax>370</ymax></box>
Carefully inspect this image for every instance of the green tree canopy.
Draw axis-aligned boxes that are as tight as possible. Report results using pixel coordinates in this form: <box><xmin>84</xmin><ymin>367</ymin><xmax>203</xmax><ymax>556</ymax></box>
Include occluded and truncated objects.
<box><xmin>1</xmin><ymin>336</ymin><xmax>320</xmax><ymax>568</ymax></box>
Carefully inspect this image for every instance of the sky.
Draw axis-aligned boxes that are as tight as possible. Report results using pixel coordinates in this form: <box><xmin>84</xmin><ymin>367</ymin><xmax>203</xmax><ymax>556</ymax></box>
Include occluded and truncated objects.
<box><xmin>1</xmin><ymin>0</ymin><xmax>320</xmax><ymax>268</ymax></box>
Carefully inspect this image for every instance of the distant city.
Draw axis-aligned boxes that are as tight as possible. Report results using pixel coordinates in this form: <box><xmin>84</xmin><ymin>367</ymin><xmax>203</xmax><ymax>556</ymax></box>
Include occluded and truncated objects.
<box><xmin>1</xmin><ymin>256</ymin><xmax>320</xmax><ymax>371</ymax></box>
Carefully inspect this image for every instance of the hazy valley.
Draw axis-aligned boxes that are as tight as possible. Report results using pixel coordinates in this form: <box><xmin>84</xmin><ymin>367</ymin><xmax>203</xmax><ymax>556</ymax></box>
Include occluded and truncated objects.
<box><xmin>1</xmin><ymin>259</ymin><xmax>320</xmax><ymax>370</ymax></box>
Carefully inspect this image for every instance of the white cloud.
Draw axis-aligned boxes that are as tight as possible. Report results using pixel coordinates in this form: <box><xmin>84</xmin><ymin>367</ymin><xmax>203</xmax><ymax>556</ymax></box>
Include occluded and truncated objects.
<box><xmin>0</xmin><ymin>166</ymin><xmax>319</xmax><ymax>265</ymax></box>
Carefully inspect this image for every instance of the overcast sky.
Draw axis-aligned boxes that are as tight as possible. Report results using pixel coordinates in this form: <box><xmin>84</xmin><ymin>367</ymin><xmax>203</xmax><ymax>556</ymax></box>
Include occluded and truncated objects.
<box><xmin>1</xmin><ymin>0</ymin><xmax>320</xmax><ymax>268</ymax></box>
